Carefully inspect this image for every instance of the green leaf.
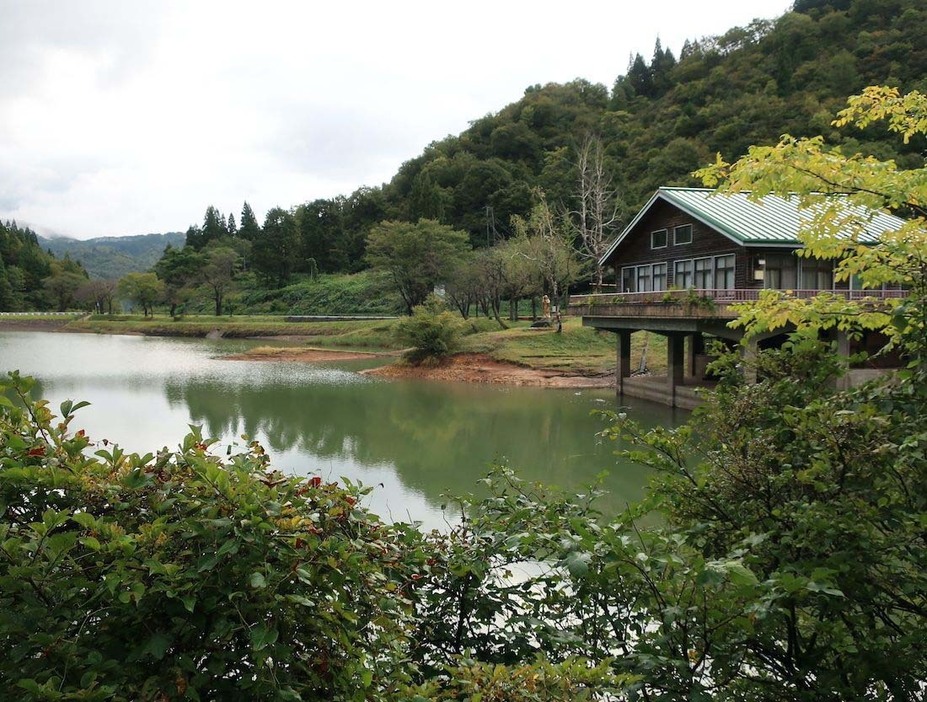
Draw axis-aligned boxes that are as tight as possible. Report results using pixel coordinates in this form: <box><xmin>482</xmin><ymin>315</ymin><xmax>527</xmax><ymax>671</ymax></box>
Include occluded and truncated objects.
<box><xmin>724</xmin><ymin>561</ymin><xmax>758</xmax><ymax>587</ymax></box>
<box><xmin>217</xmin><ymin>538</ymin><xmax>239</xmax><ymax>557</ymax></box>
<box><xmin>249</xmin><ymin>571</ymin><xmax>267</xmax><ymax>589</ymax></box>
<box><xmin>250</xmin><ymin>622</ymin><xmax>278</xmax><ymax>651</ymax></box>
<box><xmin>139</xmin><ymin>632</ymin><xmax>172</xmax><ymax>660</ymax></box>
<box><xmin>71</xmin><ymin>512</ymin><xmax>96</xmax><ymax>528</ymax></box>
<box><xmin>79</xmin><ymin>536</ymin><xmax>102</xmax><ymax>551</ymax></box>
<box><xmin>564</xmin><ymin>550</ymin><xmax>591</xmax><ymax>578</ymax></box>
<box><xmin>196</xmin><ymin>553</ymin><xmax>220</xmax><ymax>572</ymax></box>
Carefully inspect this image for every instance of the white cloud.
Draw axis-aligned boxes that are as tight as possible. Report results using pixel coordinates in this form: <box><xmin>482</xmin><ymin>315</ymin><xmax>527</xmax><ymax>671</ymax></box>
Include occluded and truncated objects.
<box><xmin>0</xmin><ymin>0</ymin><xmax>791</xmax><ymax>239</ymax></box>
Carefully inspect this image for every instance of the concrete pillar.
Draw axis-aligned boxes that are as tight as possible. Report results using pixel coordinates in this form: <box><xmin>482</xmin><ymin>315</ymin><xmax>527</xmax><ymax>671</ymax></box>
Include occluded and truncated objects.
<box><xmin>667</xmin><ymin>333</ymin><xmax>686</xmax><ymax>406</ymax></box>
<box><xmin>616</xmin><ymin>330</ymin><xmax>632</xmax><ymax>395</ymax></box>
<box><xmin>686</xmin><ymin>334</ymin><xmax>696</xmax><ymax>378</ymax></box>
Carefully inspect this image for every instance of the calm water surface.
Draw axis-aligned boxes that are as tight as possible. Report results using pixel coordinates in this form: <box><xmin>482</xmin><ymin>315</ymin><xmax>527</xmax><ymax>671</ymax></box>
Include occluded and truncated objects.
<box><xmin>0</xmin><ymin>331</ymin><xmax>684</xmax><ymax>528</ymax></box>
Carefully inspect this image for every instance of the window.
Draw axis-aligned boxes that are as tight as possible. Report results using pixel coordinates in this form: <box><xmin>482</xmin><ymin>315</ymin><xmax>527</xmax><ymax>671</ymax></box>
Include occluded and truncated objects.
<box><xmin>652</xmin><ymin>263</ymin><xmax>667</xmax><ymax>292</ymax></box>
<box><xmin>800</xmin><ymin>258</ymin><xmax>833</xmax><ymax>290</ymax></box>
<box><xmin>673</xmin><ymin>224</ymin><xmax>692</xmax><ymax>245</ymax></box>
<box><xmin>621</xmin><ymin>267</ymin><xmax>635</xmax><ymax>293</ymax></box>
<box><xmin>765</xmin><ymin>253</ymin><xmax>798</xmax><ymax>289</ymax></box>
<box><xmin>636</xmin><ymin>265</ymin><xmax>652</xmax><ymax>292</ymax></box>
<box><xmin>714</xmin><ymin>254</ymin><xmax>735</xmax><ymax>290</ymax></box>
<box><xmin>651</xmin><ymin>229</ymin><xmax>667</xmax><ymax>249</ymax></box>
<box><xmin>694</xmin><ymin>257</ymin><xmax>713</xmax><ymax>289</ymax></box>
<box><xmin>674</xmin><ymin>259</ymin><xmax>693</xmax><ymax>289</ymax></box>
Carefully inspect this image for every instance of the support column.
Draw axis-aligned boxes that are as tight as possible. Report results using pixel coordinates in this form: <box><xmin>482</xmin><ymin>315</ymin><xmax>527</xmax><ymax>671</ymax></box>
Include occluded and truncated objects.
<box><xmin>616</xmin><ymin>330</ymin><xmax>632</xmax><ymax>395</ymax></box>
<box><xmin>686</xmin><ymin>334</ymin><xmax>696</xmax><ymax>378</ymax></box>
<box><xmin>667</xmin><ymin>333</ymin><xmax>685</xmax><ymax>406</ymax></box>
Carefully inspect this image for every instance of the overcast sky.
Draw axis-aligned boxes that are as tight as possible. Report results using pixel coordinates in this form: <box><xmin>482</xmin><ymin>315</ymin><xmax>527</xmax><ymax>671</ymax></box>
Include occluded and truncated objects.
<box><xmin>0</xmin><ymin>0</ymin><xmax>791</xmax><ymax>240</ymax></box>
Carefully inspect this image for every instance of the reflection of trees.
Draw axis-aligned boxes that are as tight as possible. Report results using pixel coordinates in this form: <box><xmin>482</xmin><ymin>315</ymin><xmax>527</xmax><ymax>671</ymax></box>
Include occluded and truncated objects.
<box><xmin>169</xmin><ymin>376</ymin><xmax>666</xmax><ymax>514</ymax></box>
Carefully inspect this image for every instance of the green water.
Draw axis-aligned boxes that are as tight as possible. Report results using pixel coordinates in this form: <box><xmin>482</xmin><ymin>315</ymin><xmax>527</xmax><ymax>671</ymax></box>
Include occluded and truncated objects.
<box><xmin>0</xmin><ymin>331</ymin><xmax>685</xmax><ymax>528</ymax></box>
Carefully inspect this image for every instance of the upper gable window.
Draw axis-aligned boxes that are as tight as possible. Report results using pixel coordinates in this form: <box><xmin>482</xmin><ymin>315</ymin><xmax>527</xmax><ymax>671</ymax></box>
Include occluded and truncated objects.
<box><xmin>651</xmin><ymin>229</ymin><xmax>668</xmax><ymax>249</ymax></box>
<box><xmin>674</xmin><ymin>224</ymin><xmax>693</xmax><ymax>245</ymax></box>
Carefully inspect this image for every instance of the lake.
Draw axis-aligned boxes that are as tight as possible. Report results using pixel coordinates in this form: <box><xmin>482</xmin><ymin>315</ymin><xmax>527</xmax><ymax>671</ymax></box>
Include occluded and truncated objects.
<box><xmin>0</xmin><ymin>330</ymin><xmax>685</xmax><ymax>528</ymax></box>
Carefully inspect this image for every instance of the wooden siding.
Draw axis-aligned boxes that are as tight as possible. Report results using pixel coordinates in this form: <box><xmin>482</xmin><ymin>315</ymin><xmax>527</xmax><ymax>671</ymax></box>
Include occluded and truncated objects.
<box><xmin>602</xmin><ymin>197</ymin><xmax>897</xmax><ymax>294</ymax></box>
<box><xmin>606</xmin><ymin>200</ymin><xmax>753</xmax><ymax>289</ymax></box>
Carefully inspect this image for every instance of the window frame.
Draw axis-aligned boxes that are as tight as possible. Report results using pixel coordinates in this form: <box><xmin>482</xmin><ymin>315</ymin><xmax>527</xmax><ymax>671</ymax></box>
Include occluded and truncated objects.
<box><xmin>650</xmin><ymin>228</ymin><xmax>668</xmax><ymax>249</ymax></box>
<box><xmin>674</xmin><ymin>259</ymin><xmax>693</xmax><ymax>289</ymax></box>
<box><xmin>621</xmin><ymin>266</ymin><xmax>636</xmax><ymax>293</ymax></box>
<box><xmin>636</xmin><ymin>264</ymin><xmax>653</xmax><ymax>292</ymax></box>
<box><xmin>714</xmin><ymin>254</ymin><xmax>736</xmax><ymax>290</ymax></box>
<box><xmin>693</xmin><ymin>257</ymin><xmax>713</xmax><ymax>289</ymax></box>
<box><xmin>652</xmin><ymin>262</ymin><xmax>667</xmax><ymax>292</ymax></box>
<box><xmin>799</xmin><ymin>258</ymin><xmax>834</xmax><ymax>291</ymax></box>
<box><xmin>673</xmin><ymin>224</ymin><xmax>693</xmax><ymax>246</ymax></box>
<box><xmin>764</xmin><ymin>253</ymin><xmax>798</xmax><ymax>290</ymax></box>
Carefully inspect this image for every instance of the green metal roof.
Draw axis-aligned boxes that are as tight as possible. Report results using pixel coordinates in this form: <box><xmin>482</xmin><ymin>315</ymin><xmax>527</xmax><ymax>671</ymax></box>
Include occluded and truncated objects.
<box><xmin>601</xmin><ymin>187</ymin><xmax>909</xmax><ymax>264</ymax></box>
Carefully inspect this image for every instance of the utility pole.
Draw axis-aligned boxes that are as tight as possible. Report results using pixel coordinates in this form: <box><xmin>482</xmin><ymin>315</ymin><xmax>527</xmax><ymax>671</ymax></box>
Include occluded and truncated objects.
<box><xmin>485</xmin><ymin>205</ymin><xmax>498</xmax><ymax>246</ymax></box>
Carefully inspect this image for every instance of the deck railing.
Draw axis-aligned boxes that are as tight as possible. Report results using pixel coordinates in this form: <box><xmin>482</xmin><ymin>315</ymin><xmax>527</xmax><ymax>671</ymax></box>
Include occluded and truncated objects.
<box><xmin>568</xmin><ymin>288</ymin><xmax>906</xmax><ymax>318</ymax></box>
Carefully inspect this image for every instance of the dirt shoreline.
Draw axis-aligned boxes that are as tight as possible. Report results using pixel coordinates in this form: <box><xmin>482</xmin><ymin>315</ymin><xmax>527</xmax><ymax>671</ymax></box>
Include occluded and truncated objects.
<box><xmin>0</xmin><ymin>317</ymin><xmax>79</xmax><ymax>332</ymax></box>
<box><xmin>225</xmin><ymin>347</ymin><xmax>385</xmax><ymax>363</ymax></box>
<box><xmin>363</xmin><ymin>353</ymin><xmax>615</xmax><ymax>389</ymax></box>
<box><xmin>227</xmin><ymin>346</ymin><xmax>613</xmax><ymax>388</ymax></box>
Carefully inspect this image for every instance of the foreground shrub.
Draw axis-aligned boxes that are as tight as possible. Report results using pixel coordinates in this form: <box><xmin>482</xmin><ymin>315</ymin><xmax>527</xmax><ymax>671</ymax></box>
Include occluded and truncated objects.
<box><xmin>407</xmin><ymin>659</ymin><xmax>625</xmax><ymax>701</ymax></box>
<box><xmin>0</xmin><ymin>373</ymin><xmax>425</xmax><ymax>700</ymax></box>
<box><xmin>5</xmin><ymin>333</ymin><xmax>927</xmax><ymax>700</ymax></box>
<box><xmin>394</xmin><ymin>295</ymin><xmax>466</xmax><ymax>365</ymax></box>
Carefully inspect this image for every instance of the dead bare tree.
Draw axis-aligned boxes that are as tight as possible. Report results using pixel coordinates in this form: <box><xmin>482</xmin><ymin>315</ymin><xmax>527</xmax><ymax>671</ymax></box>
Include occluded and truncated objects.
<box><xmin>511</xmin><ymin>192</ymin><xmax>581</xmax><ymax>310</ymax></box>
<box><xmin>574</xmin><ymin>133</ymin><xmax>623</xmax><ymax>291</ymax></box>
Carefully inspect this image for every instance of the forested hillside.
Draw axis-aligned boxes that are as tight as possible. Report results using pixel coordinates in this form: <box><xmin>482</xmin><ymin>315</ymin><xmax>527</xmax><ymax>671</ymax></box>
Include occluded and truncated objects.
<box><xmin>379</xmin><ymin>0</ymin><xmax>926</xmax><ymax>247</ymax></box>
<box><xmin>0</xmin><ymin>221</ymin><xmax>88</xmax><ymax>311</ymax></box>
<box><xmin>277</xmin><ymin>0</ymin><xmax>926</xmax><ymax>264</ymax></box>
<box><xmin>39</xmin><ymin>232</ymin><xmax>185</xmax><ymax>280</ymax></box>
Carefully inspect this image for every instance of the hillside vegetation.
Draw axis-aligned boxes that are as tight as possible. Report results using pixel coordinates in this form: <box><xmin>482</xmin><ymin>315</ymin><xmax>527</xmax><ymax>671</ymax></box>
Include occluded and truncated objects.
<box><xmin>39</xmin><ymin>232</ymin><xmax>185</xmax><ymax>280</ymax></box>
<box><xmin>269</xmin><ymin>0</ymin><xmax>927</xmax><ymax>264</ymax></box>
<box><xmin>141</xmin><ymin>0</ymin><xmax>927</xmax><ymax>318</ymax></box>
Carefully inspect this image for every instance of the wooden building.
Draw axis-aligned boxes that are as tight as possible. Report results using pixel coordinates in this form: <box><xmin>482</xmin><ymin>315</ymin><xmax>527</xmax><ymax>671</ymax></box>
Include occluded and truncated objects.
<box><xmin>570</xmin><ymin>187</ymin><xmax>907</xmax><ymax>408</ymax></box>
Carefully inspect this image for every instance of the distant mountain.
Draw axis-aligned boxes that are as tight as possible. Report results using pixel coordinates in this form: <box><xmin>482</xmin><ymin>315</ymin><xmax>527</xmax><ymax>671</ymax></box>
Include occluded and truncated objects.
<box><xmin>38</xmin><ymin>232</ymin><xmax>186</xmax><ymax>280</ymax></box>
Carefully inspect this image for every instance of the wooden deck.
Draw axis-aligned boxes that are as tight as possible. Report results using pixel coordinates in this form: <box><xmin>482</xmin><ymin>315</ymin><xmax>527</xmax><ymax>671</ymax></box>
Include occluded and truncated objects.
<box><xmin>568</xmin><ymin>288</ymin><xmax>905</xmax><ymax>408</ymax></box>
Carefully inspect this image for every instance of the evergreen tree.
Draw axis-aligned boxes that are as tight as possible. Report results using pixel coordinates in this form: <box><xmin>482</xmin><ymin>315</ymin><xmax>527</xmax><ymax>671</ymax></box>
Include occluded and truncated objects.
<box><xmin>626</xmin><ymin>53</ymin><xmax>653</xmax><ymax>98</ymax></box>
<box><xmin>184</xmin><ymin>224</ymin><xmax>206</xmax><ymax>250</ymax></box>
<box><xmin>202</xmin><ymin>206</ymin><xmax>227</xmax><ymax>247</ymax></box>
<box><xmin>252</xmin><ymin>208</ymin><xmax>298</xmax><ymax>287</ymax></box>
<box><xmin>0</xmin><ymin>257</ymin><xmax>14</xmax><ymax>311</ymax></box>
<box><xmin>650</xmin><ymin>38</ymin><xmax>677</xmax><ymax>96</ymax></box>
<box><xmin>239</xmin><ymin>202</ymin><xmax>261</xmax><ymax>241</ymax></box>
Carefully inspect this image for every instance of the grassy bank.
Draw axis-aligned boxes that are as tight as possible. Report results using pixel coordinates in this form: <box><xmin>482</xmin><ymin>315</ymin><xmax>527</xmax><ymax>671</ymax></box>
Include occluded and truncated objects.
<box><xmin>65</xmin><ymin>314</ymin><xmax>404</xmax><ymax>350</ymax></box>
<box><xmin>2</xmin><ymin>312</ymin><xmax>668</xmax><ymax>376</ymax></box>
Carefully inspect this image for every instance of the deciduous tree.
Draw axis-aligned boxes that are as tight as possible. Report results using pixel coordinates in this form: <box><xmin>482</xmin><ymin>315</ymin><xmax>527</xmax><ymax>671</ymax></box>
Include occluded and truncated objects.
<box><xmin>511</xmin><ymin>194</ymin><xmax>581</xmax><ymax>308</ymax></box>
<box><xmin>572</xmin><ymin>134</ymin><xmax>623</xmax><ymax>290</ymax></box>
<box><xmin>117</xmin><ymin>272</ymin><xmax>163</xmax><ymax>317</ymax></box>
<box><xmin>365</xmin><ymin>219</ymin><xmax>470</xmax><ymax>314</ymax></box>
<box><xmin>43</xmin><ymin>271</ymin><xmax>85</xmax><ymax>312</ymax></box>
<box><xmin>200</xmin><ymin>247</ymin><xmax>239</xmax><ymax>316</ymax></box>
<box><xmin>696</xmin><ymin>85</ymin><xmax>927</xmax><ymax>362</ymax></box>
<box><xmin>75</xmin><ymin>278</ymin><xmax>117</xmax><ymax>314</ymax></box>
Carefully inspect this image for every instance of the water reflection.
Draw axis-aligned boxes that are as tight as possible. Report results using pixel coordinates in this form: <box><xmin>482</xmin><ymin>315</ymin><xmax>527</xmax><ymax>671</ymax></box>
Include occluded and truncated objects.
<box><xmin>0</xmin><ymin>330</ymin><xmax>683</xmax><ymax>526</ymax></box>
